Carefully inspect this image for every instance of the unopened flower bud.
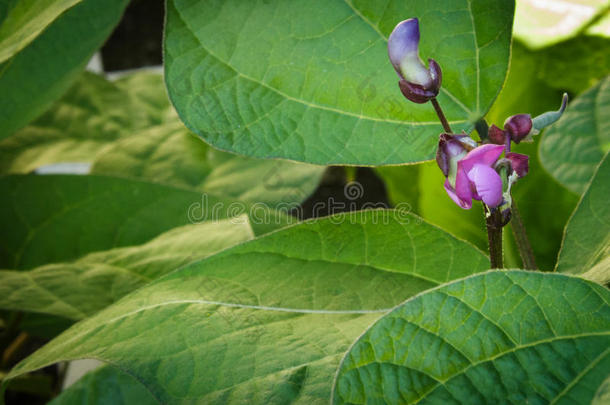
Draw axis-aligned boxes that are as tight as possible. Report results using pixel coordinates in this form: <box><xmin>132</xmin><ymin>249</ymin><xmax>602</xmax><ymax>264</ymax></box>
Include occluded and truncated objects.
<box><xmin>388</xmin><ymin>18</ymin><xmax>441</xmax><ymax>103</ymax></box>
<box><xmin>504</xmin><ymin>114</ymin><xmax>532</xmax><ymax>144</ymax></box>
<box><xmin>488</xmin><ymin>124</ymin><xmax>507</xmax><ymax>145</ymax></box>
<box><xmin>505</xmin><ymin>152</ymin><xmax>529</xmax><ymax>178</ymax></box>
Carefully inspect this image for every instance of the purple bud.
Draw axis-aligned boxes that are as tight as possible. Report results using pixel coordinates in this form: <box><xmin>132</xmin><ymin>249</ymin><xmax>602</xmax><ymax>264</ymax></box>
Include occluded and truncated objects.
<box><xmin>488</xmin><ymin>124</ymin><xmax>507</xmax><ymax>145</ymax></box>
<box><xmin>506</xmin><ymin>152</ymin><xmax>529</xmax><ymax>178</ymax></box>
<box><xmin>504</xmin><ymin>114</ymin><xmax>532</xmax><ymax>143</ymax></box>
<box><xmin>388</xmin><ymin>19</ymin><xmax>435</xmax><ymax>91</ymax></box>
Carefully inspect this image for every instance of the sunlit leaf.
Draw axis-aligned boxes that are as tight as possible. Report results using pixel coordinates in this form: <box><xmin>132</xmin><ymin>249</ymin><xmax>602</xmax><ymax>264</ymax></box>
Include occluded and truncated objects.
<box><xmin>0</xmin><ymin>218</ymin><xmax>253</xmax><ymax>320</ymax></box>
<box><xmin>514</xmin><ymin>0</ymin><xmax>608</xmax><ymax>49</ymax></box>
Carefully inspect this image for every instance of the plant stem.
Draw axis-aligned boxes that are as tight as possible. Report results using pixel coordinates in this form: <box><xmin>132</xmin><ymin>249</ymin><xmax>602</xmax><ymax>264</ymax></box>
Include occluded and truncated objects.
<box><xmin>431</xmin><ymin>98</ymin><xmax>452</xmax><ymax>133</ymax></box>
<box><xmin>510</xmin><ymin>200</ymin><xmax>537</xmax><ymax>270</ymax></box>
<box><xmin>485</xmin><ymin>206</ymin><xmax>503</xmax><ymax>268</ymax></box>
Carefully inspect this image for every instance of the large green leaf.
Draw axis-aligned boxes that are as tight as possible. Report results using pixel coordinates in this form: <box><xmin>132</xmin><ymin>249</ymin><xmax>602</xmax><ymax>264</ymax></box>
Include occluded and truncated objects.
<box><xmin>0</xmin><ymin>0</ymin><xmax>129</xmax><ymax>139</ymax></box>
<box><xmin>4</xmin><ymin>210</ymin><xmax>489</xmax><ymax>404</ymax></box>
<box><xmin>0</xmin><ymin>72</ymin><xmax>173</xmax><ymax>174</ymax></box>
<box><xmin>0</xmin><ymin>218</ymin><xmax>253</xmax><ymax>320</ymax></box>
<box><xmin>49</xmin><ymin>365</ymin><xmax>158</xmax><ymax>405</ymax></box>
<box><xmin>0</xmin><ymin>0</ymin><xmax>81</xmax><ymax>63</ymax></box>
<box><xmin>514</xmin><ymin>0</ymin><xmax>609</xmax><ymax>49</ymax></box>
<box><xmin>556</xmin><ymin>153</ymin><xmax>610</xmax><ymax>284</ymax></box>
<box><xmin>0</xmin><ymin>174</ymin><xmax>289</xmax><ymax>270</ymax></box>
<box><xmin>333</xmin><ymin>270</ymin><xmax>610</xmax><ymax>404</ymax></box>
<box><xmin>164</xmin><ymin>0</ymin><xmax>514</xmax><ymax>165</ymax></box>
<box><xmin>540</xmin><ymin>76</ymin><xmax>610</xmax><ymax>194</ymax></box>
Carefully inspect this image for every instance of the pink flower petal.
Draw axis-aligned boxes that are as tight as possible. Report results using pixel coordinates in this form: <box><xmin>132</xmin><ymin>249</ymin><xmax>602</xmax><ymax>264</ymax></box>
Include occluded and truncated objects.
<box><xmin>444</xmin><ymin>179</ymin><xmax>472</xmax><ymax>209</ymax></box>
<box><xmin>467</xmin><ymin>164</ymin><xmax>503</xmax><ymax>207</ymax></box>
<box><xmin>459</xmin><ymin>144</ymin><xmax>504</xmax><ymax>174</ymax></box>
<box><xmin>453</xmin><ymin>169</ymin><xmax>474</xmax><ymax>209</ymax></box>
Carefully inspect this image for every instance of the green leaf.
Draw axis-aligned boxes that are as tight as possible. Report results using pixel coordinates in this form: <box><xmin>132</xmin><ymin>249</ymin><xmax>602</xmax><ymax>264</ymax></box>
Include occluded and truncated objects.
<box><xmin>0</xmin><ymin>218</ymin><xmax>253</xmax><ymax>320</ymax></box>
<box><xmin>0</xmin><ymin>0</ymin><xmax>82</xmax><ymax>63</ymax></box>
<box><xmin>540</xmin><ymin>76</ymin><xmax>610</xmax><ymax>194</ymax></box>
<box><xmin>0</xmin><ymin>174</ymin><xmax>290</xmax><ymax>270</ymax></box>
<box><xmin>535</xmin><ymin>36</ymin><xmax>610</xmax><ymax>95</ymax></box>
<box><xmin>513</xmin><ymin>0</ymin><xmax>609</xmax><ymax>49</ymax></box>
<box><xmin>4</xmin><ymin>210</ymin><xmax>489</xmax><ymax>404</ymax></box>
<box><xmin>376</xmin><ymin>162</ymin><xmax>488</xmax><ymax>254</ymax></box>
<box><xmin>164</xmin><ymin>0</ymin><xmax>514</xmax><ymax>165</ymax></box>
<box><xmin>332</xmin><ymin>270</ymin><xmax>610</xmax><ymax>404</ymax></box>
<box><xmin>0</xmin><ymin>72</ymin><xmax>173</xmax><ymax>174</ymax></box>
<box><xmin>91</xmin><ymin>122</ymin><xmax>325</xmax><ymax>209</ymax></box>
<box><xmin>0</xmin><ymin>0</ymin><xmax>129</xmax><ymax>139</ymax></box>
<box><xmin>556</xmin><ymin>152</ymin><xmax>610</xmax><ymax>284</ymax></box>
<box><xmin>0</xmin><ymin>70</ymin><xmax>325</xmax><ymax>208</ymax></box>
<box><xmin>49</xmin><ymin>365</ymin><xmax>158</xmax><ymax>405</ymax></box>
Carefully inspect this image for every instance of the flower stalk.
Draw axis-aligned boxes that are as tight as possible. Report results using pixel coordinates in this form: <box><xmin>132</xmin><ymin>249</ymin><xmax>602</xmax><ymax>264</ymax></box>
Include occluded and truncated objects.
<box><xmin>510</xmin><ymin>200</ymin><xmax>537</xmax><ymax>269</ymax></box>
<box><xmin>485</xmin><ymin>206</ymin><xmax>504</xmax><ymax>268</ymax></box>
<box><xmin>431</xmin><ymin>98</ymin><xmax>452</xmax><ymax>133</ymax></box>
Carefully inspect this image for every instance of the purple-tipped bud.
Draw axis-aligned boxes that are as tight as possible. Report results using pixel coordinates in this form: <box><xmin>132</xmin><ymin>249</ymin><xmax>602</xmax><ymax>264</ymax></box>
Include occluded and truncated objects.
<box><xmin>389</xmin><ymin>18</ymin><xmax>440</xmax><ymax>102</ymax></box>
<box><xmin>506</xmin><ymin>152</ymin><xmax>529</xmax><ymax>178</ymax></box>
<box><xmin>504</xmin><ymin>114</ymin><xmax>532</xmax><ymax>143</ymax></box>
<box><xmin>488</xmin><ymin>124</ymin><xmax>507</xmax><ymax>145</ymax></box>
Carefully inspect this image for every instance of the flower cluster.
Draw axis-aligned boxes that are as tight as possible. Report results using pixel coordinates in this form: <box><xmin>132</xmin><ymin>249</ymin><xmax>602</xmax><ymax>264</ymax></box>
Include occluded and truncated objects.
<box><xmin>387</xmin><ymin>17</ymin><xmax>539</xmax><ymax>212</ymax></box>
<box><xmin>436</xmin><ymin>133</ymin><xmax>529</xmax><ymax>210</ymax></box>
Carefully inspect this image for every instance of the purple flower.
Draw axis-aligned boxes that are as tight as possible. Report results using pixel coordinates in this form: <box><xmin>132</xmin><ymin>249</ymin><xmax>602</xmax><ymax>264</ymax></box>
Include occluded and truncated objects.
<box><xmin>488</xmin><ymin>114</ymin><xmax>533</xmax><ymax>146</ymax></box>
<box><xmin>388</xmin><ymin>18</ymin><xmax>441</xmax><ymax>103</ymax></box>
<box><xmin>442</xmin><ymin>144</ymin><xmax>505</xmax><ymax>209</ymax></box>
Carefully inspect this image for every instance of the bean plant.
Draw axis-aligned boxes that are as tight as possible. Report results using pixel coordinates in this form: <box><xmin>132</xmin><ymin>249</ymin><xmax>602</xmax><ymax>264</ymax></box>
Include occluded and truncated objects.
<box><xmin>0</xmin><ymin>1</ymin><xmax>609</xmax><ymax>404</ymax></box>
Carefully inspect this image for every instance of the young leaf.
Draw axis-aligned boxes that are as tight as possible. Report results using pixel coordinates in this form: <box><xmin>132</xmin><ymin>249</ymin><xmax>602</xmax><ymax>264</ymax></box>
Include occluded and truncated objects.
<box><xmin>0</xmin><ymin>174</ymin><xmax>290</xmax><ymax>270</ymax></box>
<box><xmin>0</xmin><ymin>218</ymin><xmax>254</xmax><ymax>320</ymax></box>
<box><xmin>556</xmin><ymin>152</ymin><xmax>610</xmax><ymax>284</ymax></box>
<box><xmin>540</xmin><ymin>76</ymin><xmax>610</xmax><ymax>194</ymax></box>
<box><xmin>3</xmin><ymin>210</ymin><xmax>489</xmax><ymax>404</ymax></box>
<box><xmin>164</xmin><ymin>0</ymin><xmax>514</xmax><ymax>165</ymax></box>
<box><xmin>332</xmin><ymin>270</ymin><xmax>610</xmax><ymax>404</ymax></box>
<box><xmin>0</xmin><ymin>0</ymin><xmax>129</xmax><ymax>139</ymax></box>
<box><xmin>49</xmin><ymin>365</ymin><xmax>158</xmax><ymax>405</ymax></box>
